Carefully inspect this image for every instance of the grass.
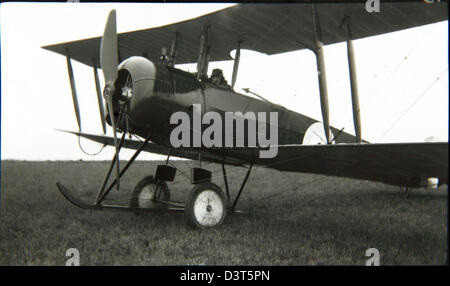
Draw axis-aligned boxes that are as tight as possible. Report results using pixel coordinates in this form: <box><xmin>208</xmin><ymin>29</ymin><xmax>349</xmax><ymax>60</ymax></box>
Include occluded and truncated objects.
<box><xmin>0</xmin><ymin>160</ymin><xmax>447</xmax><ymax>265</ymax></box>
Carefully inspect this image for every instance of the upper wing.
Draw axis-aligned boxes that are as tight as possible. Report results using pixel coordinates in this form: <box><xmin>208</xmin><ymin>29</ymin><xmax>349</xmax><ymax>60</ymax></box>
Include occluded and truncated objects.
<box><xmin>42</xmin><ymin>2</ymin><xmax>448</xmax><ymax>67</ymax></box>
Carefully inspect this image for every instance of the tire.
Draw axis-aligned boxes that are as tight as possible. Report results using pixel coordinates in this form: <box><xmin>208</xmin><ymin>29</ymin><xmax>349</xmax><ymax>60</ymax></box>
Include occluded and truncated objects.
<box><xmin>184</xmin><ymin>182</ymin><xmax>227</xmax><ymax>229</ymax></box>
<box><xmin>129</xmin><ymin>175</ymin><xmax>170</xmax><ymax>209</ymax></box>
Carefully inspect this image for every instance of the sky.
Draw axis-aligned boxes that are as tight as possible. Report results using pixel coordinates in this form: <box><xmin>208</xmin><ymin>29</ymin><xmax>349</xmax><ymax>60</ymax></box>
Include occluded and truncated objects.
<box><xmin>1</xmin><ymin>2</ymin><xmax>448</xmax><ymax>161</ymax></box>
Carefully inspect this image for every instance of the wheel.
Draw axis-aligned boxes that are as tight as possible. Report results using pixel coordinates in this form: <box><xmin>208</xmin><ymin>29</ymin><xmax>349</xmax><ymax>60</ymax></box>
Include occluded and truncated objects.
<box><xmin>129</xmin><ymin>175</ymin><xmax>170</xmax><ymax>209</ymax></box>
<box><xmin>184</xmin><ymin>182</ymin><xmax>227</xmax><ymax>228</ymax></box>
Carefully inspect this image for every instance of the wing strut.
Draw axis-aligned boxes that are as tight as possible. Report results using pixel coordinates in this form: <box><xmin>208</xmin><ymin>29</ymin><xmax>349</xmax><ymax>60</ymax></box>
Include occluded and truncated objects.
<box><xmin>65</xmin><ymin>54</ymin><xmax>81</xmax><ymax>132</ymax></box>
<box><xmin>93</xmin><ymin>59</ymin><xmax>107</xmax><ymax>134</ymax></box>
<box><xmin>342</xmin><ymin>17</ymin><xmax>362</xmax><ymax>143</ymax></box>
<box><xmin>196</xmin><ymin>25</ymin><xmax>210</xmax><ymax>80</ymax></box>
<box><xmin>231</xmin><ymin>41</ymin><xmax>241</xmax><ymax>90</ymax></box>
<box><xmin>168</xmin><ymin>32</ymin><xmax>179</xmax><ymax>67</ymax></box>
<box><xmin>311</xmin><ymin>5</ymin><xmax>331</xmax><ymax>144</ymax></box>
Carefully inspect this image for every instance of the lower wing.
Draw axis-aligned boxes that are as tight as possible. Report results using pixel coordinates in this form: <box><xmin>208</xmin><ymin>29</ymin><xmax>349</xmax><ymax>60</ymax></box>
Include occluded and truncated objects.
<box><xmin>263</xmin><ymin>142</ymin><xmax>448</xmax><ymax>187</ymax></box>
<box><xmin>58</xmin><ymin>130</ymin><xmax>247</xmax><ymax>167</ymax></box>
<box><xmin>62</xmin><ymin>130</ymin><xmax>448</xmax><ymax>187</ymax></box>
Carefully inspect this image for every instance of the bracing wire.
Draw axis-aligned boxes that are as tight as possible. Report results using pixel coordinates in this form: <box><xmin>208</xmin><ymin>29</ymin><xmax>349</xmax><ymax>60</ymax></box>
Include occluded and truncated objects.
<box><xmin>315</xmin><ymin>27</ymin><xmax>436</xmax><ymax>139</ymax></box>
<box><xmin>377</xmin><ymin>67</ymin><xmax>448</xmax><ymax>142</ymax></box>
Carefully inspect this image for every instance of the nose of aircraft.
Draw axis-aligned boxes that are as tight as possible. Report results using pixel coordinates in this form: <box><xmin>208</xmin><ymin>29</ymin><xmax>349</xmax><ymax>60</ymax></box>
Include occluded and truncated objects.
<box><xmin>107</xmin><ymin>56</ymin><xmax>157</xmax><ymax>129</ymax></box>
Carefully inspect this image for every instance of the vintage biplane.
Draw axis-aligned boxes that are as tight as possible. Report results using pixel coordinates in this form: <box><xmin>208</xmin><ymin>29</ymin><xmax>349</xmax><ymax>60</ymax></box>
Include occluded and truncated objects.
<box><xmin>42</xmin><ymin>2</ymin><xmax>448</xmax><ymax>228</ymax></box>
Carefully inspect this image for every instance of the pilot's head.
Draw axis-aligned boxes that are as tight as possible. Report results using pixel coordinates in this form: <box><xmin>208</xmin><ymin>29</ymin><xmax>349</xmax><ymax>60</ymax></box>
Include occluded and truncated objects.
<box><xmin>211</xmin><ymin>68</ymin><xmax>224</xmax><ymax>84</ymax></box>
<box><xmin>212</xmin><ymin>69</ymin><xmax>223</xmax><ymax>77</ymax></box>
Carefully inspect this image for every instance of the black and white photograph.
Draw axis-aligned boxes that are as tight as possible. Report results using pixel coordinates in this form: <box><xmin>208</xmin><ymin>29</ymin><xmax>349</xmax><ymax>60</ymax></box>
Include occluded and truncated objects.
<box><xmin>0</xmin><ymin>0</ymin><xmax>448</xmax><ymax>271</ymax></box>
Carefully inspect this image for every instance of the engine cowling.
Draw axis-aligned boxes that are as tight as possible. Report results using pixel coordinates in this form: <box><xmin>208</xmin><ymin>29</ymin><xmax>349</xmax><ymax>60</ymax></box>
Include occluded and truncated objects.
<box><xmin>106</xmin><ymin>56</ymin><xmax>157</xmax><ymax>130</ymax></box>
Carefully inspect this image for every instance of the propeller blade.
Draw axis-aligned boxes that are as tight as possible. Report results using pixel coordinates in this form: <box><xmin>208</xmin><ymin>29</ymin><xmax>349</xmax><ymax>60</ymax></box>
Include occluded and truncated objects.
<box><xmin>106</xmin><ymin>96</ymin><xmax>120</xmax><ymax>190</ymax></box>
<box><xmin>101</xmin><ymin>9</ymin><xmax>120</xmax><ymax>190</ymax></box>
<box><xmin>100</xmin><ymin>9</ymin><xmax>118</xmax><ymax>85</ymax></box>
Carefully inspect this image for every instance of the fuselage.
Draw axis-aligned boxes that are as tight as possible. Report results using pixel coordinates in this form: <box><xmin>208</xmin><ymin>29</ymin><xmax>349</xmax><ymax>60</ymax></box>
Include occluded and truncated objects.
<box><xmin>110</xmin><ymin>56</ymin><xmax>357</xmax><ymax>163</ymax></box>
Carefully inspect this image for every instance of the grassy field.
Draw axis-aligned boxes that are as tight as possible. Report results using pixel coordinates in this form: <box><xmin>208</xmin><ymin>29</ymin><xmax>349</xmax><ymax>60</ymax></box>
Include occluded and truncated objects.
<box><xmin>0</xmin><ymin>160</ymin><xmax>447</xmax><ymax>266</ymax></box>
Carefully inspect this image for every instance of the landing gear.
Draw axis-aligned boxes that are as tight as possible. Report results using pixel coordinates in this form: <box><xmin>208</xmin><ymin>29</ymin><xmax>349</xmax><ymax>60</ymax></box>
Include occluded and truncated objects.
<box><xmin>129</xmin><ymin>175</ymin><xmax>170</xmax><ymax>209</ymax></box>
<box><xmin>403</xmin><ymin>186</ymin><xmax>410</xmax><ymax>198</ymax></box>
<box><xmin>184</xmin><ymin>182</ymin><xmax>227</xmax><ymax>228</ymax></box>
<box><xmin>56</xmin><ymin>138</ymin><xmax>253</xmax><ymax>229</ymax></box>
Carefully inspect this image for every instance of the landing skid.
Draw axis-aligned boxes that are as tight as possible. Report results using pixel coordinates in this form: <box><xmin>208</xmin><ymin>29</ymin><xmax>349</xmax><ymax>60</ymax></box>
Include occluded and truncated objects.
<box><xmin>57</xmin><ymin>182</ymin><xmax>246</xmax><ymax>217</ymax></box>
<box><xmin>56</xmin><ymin>182</ymin><xmax>184</xmax><ymax>213</ymax></box>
